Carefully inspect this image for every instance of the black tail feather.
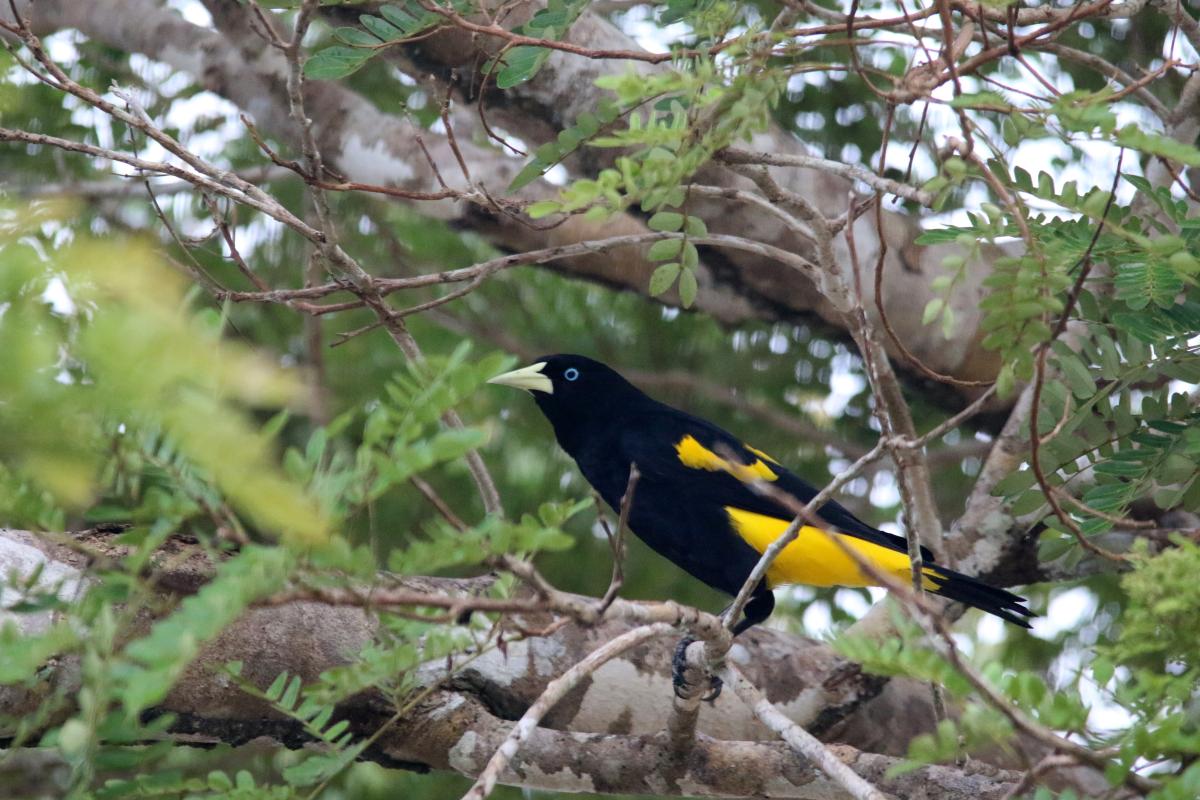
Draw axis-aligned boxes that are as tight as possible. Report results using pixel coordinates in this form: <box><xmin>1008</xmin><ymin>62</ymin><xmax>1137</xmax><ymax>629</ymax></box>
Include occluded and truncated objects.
<box><xmin>926</xmin><ymin>566</ymin><xmax>1035</xmax><ymax>628</ymax></box>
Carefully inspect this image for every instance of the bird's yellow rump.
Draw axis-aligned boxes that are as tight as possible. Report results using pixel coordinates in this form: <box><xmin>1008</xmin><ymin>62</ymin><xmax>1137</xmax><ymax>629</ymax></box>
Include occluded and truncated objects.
<box><xmin>724</xmin><ymin>507</ymin><xmax>941</xmax><ymax>590</ymax></box>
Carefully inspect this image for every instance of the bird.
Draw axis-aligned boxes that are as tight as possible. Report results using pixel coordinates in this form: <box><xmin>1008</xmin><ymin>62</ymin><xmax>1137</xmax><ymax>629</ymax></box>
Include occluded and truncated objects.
<box><xmin>489</xmin><ymin>354</ymin><xmax>1034</xmax><ymax>695</ymax></box>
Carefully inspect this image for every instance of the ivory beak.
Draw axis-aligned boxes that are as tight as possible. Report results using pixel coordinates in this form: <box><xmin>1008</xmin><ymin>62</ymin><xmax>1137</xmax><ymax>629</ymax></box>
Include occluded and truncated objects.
<box><xmin>487</xmin><ymin>362</ymin><xmax>553</xmax><ymax>394</ymax></box>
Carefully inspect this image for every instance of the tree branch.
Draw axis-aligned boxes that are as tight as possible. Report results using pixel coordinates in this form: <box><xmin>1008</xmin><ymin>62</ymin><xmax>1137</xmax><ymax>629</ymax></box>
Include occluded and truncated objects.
<box><xmin>0</xmin><ymin>528</ymin><xmax>1018</xmax><ymax>798</ymax></box>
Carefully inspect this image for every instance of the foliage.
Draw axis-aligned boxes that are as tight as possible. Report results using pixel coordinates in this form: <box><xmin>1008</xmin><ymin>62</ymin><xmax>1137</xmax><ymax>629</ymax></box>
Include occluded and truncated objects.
<box><xmin>307</xmin><ymin>2</ymin><xmax>442</xmax><ymax>79</ymax></box>
<box><xmin>520</xmin><ymin>58</ymin><xmax>780</xmax><ymax>304</ymax></box>
<box><xmin>0</xmin><ymin>206</ymin><xmax>325</xmax><ymax>543</ymax></box>
<box><xmin>977</xmin><ymin>161</ymin><xmax>1200</xmax><ymax>563</ymax></box>
<box><xmin>306</xmin><ymin>0</ymin><xmax>593</xmax><ymax>86</ymax></box>
<box><xmin>0</xmin><ymin>219</ymin><xmax>577</xmax><ymax>795</ymax></box>
<box><xmin>1114</xmin><ymin>541</ymin><xmax>1200</xmax><ymax>671</ymax></box>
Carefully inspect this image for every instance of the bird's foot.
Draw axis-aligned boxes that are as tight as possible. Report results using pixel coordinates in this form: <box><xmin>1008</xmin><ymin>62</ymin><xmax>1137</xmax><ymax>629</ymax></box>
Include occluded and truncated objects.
<box><xmin>671</xmin><ymin>636</ymin><xmax>723</xmax><ymax>702</ymax></box>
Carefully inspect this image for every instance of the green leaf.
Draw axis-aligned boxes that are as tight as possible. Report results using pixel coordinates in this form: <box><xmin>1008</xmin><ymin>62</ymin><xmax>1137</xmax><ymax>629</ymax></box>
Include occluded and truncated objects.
<box><xmin>526</xmin><ymin>200</ymin><xmax>561</xmax><ymax>219</ymax></box>
<box><xmin>1116</xmin><ymin>262</ymin><xmax>1184</xmax><ymax>310</ymax></box>
<box><xmin>678</xmin><ymin>268</ymin><xmax>698</xmax><ymax>307</ymax></box>
<box><xmin>1169</xmin><ymin>250</ymin><xmax>1200</xmax><ymax>275</ymax></box>
<box><xmin>1009</xmin><ymin>487</ymin><xmax>1047</xmax><ymax>516</ymax></box>
<box><xmin>281</xmin><ymin>675</ymin><xmax>302</xmax><ymax>711</ymax></box>
<box><xmin>496</xmin><ymin>47</ymin><xmax>547</xmax><ymax>89</ymax></box>
<box><xmin>207</xmin><ymin>771</ymin><xmax>233</xmax><ymax>792</ymax></box>
<box><xmin>649</xmin><ymin>262</ymin><xmax>680</xmax><ymax>296</ymax></box>
<box><xmin>378</xmin><ymin>5</ymin><xmax>419</xmax><ymax>29</ymax></box>
<box><xmin>1053</xmin><ymin>350</ymin><xmax>1096</xmax><ymax>399</ymax></box>
<box><xmin>323</xmin><ymin>719</ymin><xmax>350</xmax><ymax>742</ymax></box>
<box><xmin>647</xmin><ymin>212</ymin><xmax>684</xmax><ymax>232</ymax></box>
<box><xmin>311</xmin><ymin>705</ymin><xmax>334</xmax><ymax>731</ymax></box>
<box><xmin>379</xmin><ymin>3</ymin><xmax>438</xmax><ymax>36</ymax></box>
<box><xmin>992</xmin><ymin>468</ymin><xmax>1037</xmax><ymax>498</ymax></box>
<box><xmin>509</xmin><ymin>161</ymin><xmax>549</xmax><ymax>192</ymax></box>
<box><xmin>574</xmin><ymin>112</ymin><xmax>601</xmax><ymax>137</ymax></box>
<box><xmin>1155</xmin><ymin>484</ymin><xmax>1188</xmax><ymax>509</ymax></box>
<box><xmin>922</xmin><ymin>298</ymin><xmax>944</xmax><ymax>326</ymax></box>
<box><xmin>262</xmin><ymin>409</ymin><xmax>291</xmax><ymax>440</ymax></box>
<box><xmin>1002</xmin><ymin>117</ymin><xmax>1020</xmax><ymax>147</ymax></box>
<box><xmin>1116</xmin><ymin>124</ymin><xmax>1200</xmax><ymax>167</ymax></box>
<box><xmin>266</xmin><ymin>671</ymin><xmax>289</xmax><ymax>702</ymax></box>
<box><xmin>1054</xmin><ymin>91</ymin><xmax>1117</xmax><ymax>134</ymax></box>
<box><xmin>334</xmin><ymin>27</ymin><xmax>383</xmax><ymax>47</ymax></box>
<box><xmin>303</xmin><ymin>46</ymin><xmax>374</xmax><ymax>80</ymax></box>
<box><xmin>648</xmin><ymin>238</ymin><xmax>683</xmax><ymax>260</ymax></box>
<box><xmin>948</xmin><ymin>91</ymin><xmax>1012</xmax><ymax>111</ymax></box>
<box><xmin>680</xmin><ymin>241</ymin><xmax>699</xmax><ymax>269</ymax></box>
<box><xmin>557</xmin><ymin>127</ymin><xmax>585</xmax><ymax>149</ymax></box>
<box><xmin>596</xmin><ymin>99</ymin><xmax>621</xmax><ymax>124</ymax></box>
<box><xmin>359</xmin><ymin>15</ymin><xmax>403</xmax><ymax>41</ymax></box>
<box><xmin>996</xmin><ymin>363</ymin><xmax>1016</xmax><ymax>398</ymax></box>
<box><xmin>914</xmin><ymin>226</ymin><xmax>973</xmax><ymax>245</ymax></box>
<box><xmin>1038</xmin><ymin>532</ymin><xmax>1074</xmax><ymax>562</ymax></box>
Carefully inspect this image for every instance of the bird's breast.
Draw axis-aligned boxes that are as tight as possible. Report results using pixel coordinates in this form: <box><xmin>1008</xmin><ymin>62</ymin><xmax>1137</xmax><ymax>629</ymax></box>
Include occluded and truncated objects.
<box><xmin>573</xmin><ymin>442</ymin><xmax>635</xmax><ymax>510</ymax></box>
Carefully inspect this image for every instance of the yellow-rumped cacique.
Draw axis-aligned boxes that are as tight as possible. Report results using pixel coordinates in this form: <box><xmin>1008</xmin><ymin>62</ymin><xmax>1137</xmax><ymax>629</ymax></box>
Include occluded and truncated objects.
<box><xmin>490</xmin><ymin>355</ymin><xmax>1034</xmax><ymax>692</ymax></box>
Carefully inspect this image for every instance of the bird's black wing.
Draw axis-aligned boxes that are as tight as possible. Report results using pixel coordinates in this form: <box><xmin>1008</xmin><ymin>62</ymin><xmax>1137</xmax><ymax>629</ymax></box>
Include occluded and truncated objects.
<box><xmin>619</xmin><ymin>404</ymin><xmax>933</xmax><ymax>562</ymax></box>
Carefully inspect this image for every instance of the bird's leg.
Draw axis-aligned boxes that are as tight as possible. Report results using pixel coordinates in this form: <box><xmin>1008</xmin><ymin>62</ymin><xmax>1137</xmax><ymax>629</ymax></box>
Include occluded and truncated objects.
<box><xmin>671</xmin><ymin>590</ymin><xmax>776</xmax><ymax>701</ymax></box>
<box><xmin>731</xmin><ymin>588</ymin><xmax>776</xmax><ymax>636</ymax></box>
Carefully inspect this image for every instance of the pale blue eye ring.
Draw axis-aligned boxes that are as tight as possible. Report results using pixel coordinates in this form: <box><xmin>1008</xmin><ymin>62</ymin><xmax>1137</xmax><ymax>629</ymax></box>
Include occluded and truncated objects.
<box><xmin>564</xmin><ymin>368</ymin><xmax>580</xmax><ymax>381</ymax></box>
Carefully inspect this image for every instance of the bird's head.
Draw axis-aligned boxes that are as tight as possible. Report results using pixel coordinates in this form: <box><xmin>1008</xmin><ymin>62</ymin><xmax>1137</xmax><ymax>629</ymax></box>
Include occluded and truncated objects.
<box><xmin>488</xmin><ymin>354</ymin><xmax>644</xmax><ymax>437</ymax></box>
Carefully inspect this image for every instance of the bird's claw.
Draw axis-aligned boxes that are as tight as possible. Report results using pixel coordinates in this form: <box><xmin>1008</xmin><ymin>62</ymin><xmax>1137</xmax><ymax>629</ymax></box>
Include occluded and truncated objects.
<box><xmin>670</xmin><ymin>636</ymin><xmax>693</xmax><ymax>697</ymax></box>
<box><xmin>701</xmin><ymin>673</ymin><xmax>724</xmax><ymax>702</ymax></box>
<box><xmin>671</xmin><ymin>636</ymin><xmax>723</xmax><ymax>702</ymax></box>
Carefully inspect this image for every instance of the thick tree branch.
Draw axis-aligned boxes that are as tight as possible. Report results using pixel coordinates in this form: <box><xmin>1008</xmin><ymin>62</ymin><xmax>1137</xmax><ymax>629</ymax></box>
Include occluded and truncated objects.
<box><xmin>0</xmin><ymin>528</ymin><xmax>1021</xmax><ymax>799</ymax></box>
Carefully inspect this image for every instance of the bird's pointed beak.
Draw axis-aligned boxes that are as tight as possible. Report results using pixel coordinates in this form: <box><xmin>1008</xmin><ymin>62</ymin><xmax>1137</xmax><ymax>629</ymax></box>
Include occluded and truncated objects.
<box><xmin>488</xmin><ymin>361</ymin><xmax>553</xmax><ymax>394</ymax></box>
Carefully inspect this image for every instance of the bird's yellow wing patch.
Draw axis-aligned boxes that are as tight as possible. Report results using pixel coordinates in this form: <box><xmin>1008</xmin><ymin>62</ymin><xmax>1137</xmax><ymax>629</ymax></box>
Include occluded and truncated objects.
<box><xmin>745</xmin><ymin>445</ymin><xmax>780</xmax><ymax>465</ymax></box>
<box><xmin>725</xmin><ymin>507</ymin><xmax>939</xmax><ymax>590</ymax></box>
<box><xmin>675</xmin><ymin>435</ymin><xmax>777</xmax><ymax>483</ymax></box>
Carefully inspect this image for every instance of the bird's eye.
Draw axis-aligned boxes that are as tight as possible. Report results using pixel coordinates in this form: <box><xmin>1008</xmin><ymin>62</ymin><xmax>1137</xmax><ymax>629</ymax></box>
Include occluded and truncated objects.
<box><xmin>564</xmin><ymin>367</ymin><xmax>580</xmax><ymax>381</ymax></box>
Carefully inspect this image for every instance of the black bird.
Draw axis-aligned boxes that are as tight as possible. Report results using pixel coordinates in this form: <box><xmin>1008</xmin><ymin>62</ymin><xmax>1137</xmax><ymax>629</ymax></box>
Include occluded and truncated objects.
<box><xmin>490</xmin><ymin>355</ymin><xmax>1034</xmax><ymax>689</ymax></box>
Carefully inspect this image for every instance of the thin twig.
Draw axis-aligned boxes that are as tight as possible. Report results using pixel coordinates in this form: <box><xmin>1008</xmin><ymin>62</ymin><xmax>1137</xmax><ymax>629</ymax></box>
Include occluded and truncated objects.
<box><xmin>411</xmin><ymin>476</ymin><xmax>469</xmax><ymax>532</ymax></box>
<box><xmin>725</xmin><ymin>664</ymin><xmax>889</xmax><ymax>800</ymax></box>
<box><xmin>598</xmin><ymin>464</ymin><xmax>638</xmax><ymax>613</ymax></box>
<box><xmin>718</xmin><ymin>148</ymin><xmax>934</xmax><ymax>206</ymax></box>
<box><xmin>219</xmin><ymin>230</ymin><xmax>819</xmax><ymax>308</ymax></box>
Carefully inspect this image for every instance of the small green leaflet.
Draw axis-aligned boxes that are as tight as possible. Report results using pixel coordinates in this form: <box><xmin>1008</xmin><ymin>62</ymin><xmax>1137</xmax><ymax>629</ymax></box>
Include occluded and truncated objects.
<box><xmin>304</xmin><ymin>46</ymin><xmax>374</xmax><ymax>80</ymax></box>
<box><xmin>303</xmin><ymin>2</ymin><xmax>440</xmax><ymax>80</ymax></box>
<box><xmin>1116</xmin><ymin>124</ymin><xmax>1200</xmax><ymax>167</ymax></box>
<box><xmin>487</xmin><ymin>0</ymin><xmax>590</xmax><ymax>89</ymax></box>
<box><xmin>496</xmin><ymin>47</ymin><xmax>548</xmax><ymax>90</ymax></box>
<box><xmin>649</xmin><ymin>262</ymin><xmax>681</xmax><ymax>296</ymax></box>
<box><xmin>509</xmin><ymin>100</ymin><xmax>621</xmax><ymax>190</ymax></box>
<box><xmin>678</xmin><ymin>267</ymin><xmax>698</xmax><ymax>307</ymax></box>
<box><xmin>1115</xmin><ymin>262</ymin><xmax>1184</xmax><ymax>310</ymax></box>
